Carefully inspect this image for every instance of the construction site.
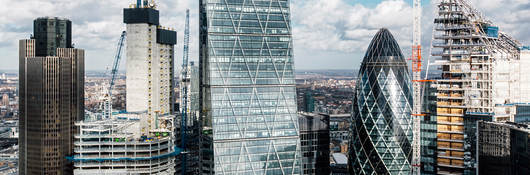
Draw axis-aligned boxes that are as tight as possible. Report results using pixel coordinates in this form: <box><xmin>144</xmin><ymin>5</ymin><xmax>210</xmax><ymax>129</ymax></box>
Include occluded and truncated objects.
<box><xmin>430</xmin><ymin>0</ymin><xmax>530</xmax><ymax>174</ymax></box>
<box><xmin>72</xmin><ymin>114</ymin><xmax>178</xmax><ymax>174</ymax></box>
<box><xmin>72</xmin><ymin>0</ymin><xmax>179</xmax><ymax>174</ymax></box>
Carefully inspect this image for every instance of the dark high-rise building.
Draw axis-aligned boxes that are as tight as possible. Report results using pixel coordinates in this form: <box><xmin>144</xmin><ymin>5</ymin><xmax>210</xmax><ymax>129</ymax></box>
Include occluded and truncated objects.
<box><xmin>19</xmin><ymin>17</ymin><xmax>84</xmax><ymax>175</ymax></box>
<box><xmin>303</xmin><ymin>91</ymin><xmax>315</xmax><ymax>113</ymax></box>
<box><xmin>421</xmin><ymin>81</ymin><xmax>438</xmax><ymax>175</ymax></box>
<box><xmin>299</xmin><ymin>113</ymin><xmax>330</xmax><ymax>175</ymax></box>
<box><xmin>199</xmin><ymin>0</ymin><xmax>301</xmax><ymax>174</ymax></box>
<box><xmin>33</xmin><ymin>17</ymin><xmax>72</xmax><ymax>56</ymax></box>
<box><xmin>477</xmin><ymin>121</ymin><xmax>530</xmax><ymax>175</ymax></box>
<box><xmin>349</xmin><ymin>28</ymin><xmax>413</xmax><ymax>174</ymax></box>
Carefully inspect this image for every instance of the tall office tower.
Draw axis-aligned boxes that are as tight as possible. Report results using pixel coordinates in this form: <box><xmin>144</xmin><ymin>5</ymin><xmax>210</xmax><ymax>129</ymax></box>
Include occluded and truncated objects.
<box><xmin>477</xmin><ymin>121</ymin><xmax>530</xmax><ymax>175</ymax></box>
<box><xmin>124</xmin><ymin>0</ymin><xmax>176</xmax><ymax>118</ymax></box>
<box><xmin>298</xmin><ymin>113</ymin><xmax>330</xmax><ymax>175</ymax></box>
<box><xmin>349</xmin><ymin>28</ymin><xmax>413</xmax><ymax>175</ymax></box>
<box><xmin>33</xmin><ymin>17</ymin><xmax>72</xmax><ymax>56</ymax></box>
<box><xmin>431</xmin><ymin>1</ymin><xmax>523</xmax><ymax>174</ymax></box>
<box><xmin>199</xmin><ymin>0</ymin><xmax>301</xmax><ymax>174</ymax></box>
<box><xmin>72</xmin><ymin>1</ymin><xmax>178</xmax><ymax>174</ymax></box>
<box><xmin>19</xmin><ymin>17</ymin><xmax>84</xmax><ymax>175</ymax></box>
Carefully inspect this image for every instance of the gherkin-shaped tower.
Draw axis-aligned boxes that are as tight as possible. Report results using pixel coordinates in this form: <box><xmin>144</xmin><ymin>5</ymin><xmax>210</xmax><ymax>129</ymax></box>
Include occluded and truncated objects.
<box><xmin>349</xmin><ymin>28</ymin><xmax>413</xmax><ymax>175</ymax></box>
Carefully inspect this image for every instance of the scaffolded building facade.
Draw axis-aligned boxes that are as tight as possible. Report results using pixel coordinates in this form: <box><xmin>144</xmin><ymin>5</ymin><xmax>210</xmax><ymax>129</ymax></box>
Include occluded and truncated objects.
<box><xmin>73</xmin><ymin>1</ymin><xmax>178</xmax><ymax>174</ymax></box>
<box><xmin>431</xmin><ymin>0</ymin><xmax>523</xmax><ymax>174</ymax></box>
<box><xmin>72</xmin><ymin>115</ymin><xmax>178</xmax><ymax>174</ymax></box>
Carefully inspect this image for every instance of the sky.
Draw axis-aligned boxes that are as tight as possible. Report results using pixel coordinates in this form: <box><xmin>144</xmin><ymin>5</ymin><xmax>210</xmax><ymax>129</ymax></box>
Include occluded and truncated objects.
<box><xmin>0</xmin><ymin>0</ymin><xmax>529</xmax><ymax>71</ymax></box>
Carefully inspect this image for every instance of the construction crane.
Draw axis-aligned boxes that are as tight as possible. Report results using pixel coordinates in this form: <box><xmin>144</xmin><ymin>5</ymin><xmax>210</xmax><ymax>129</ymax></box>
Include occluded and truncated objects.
<box><xmin>109</xmin><ymin>31</ymin><xmax>127</xmax><ymax>97</ymax></box>
<box><xmin>104</xmin><ymin>31</ymin><xmax>126</xmax><ymax>119</ymax></box>
<box><xmin>411</xmin><ymin>0</ymin><xmax>422</xmax><ymax>174</ymax></box>
<box><xmin>180</xmin><ymin>9</ymin><xmax>190</xmax><ymax>175</ymax></box>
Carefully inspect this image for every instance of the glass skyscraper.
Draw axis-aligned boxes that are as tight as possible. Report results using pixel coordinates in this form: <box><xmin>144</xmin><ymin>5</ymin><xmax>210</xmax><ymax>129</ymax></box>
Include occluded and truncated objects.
<box><xmin>349</xmin><ymin>28</ymin><xmax>413</xmax><ymax>175</ymax></box>
<box><xmin>199</xmin><ymin>0</ymin><xmax>301</xmax><ymax>174</ymax></box>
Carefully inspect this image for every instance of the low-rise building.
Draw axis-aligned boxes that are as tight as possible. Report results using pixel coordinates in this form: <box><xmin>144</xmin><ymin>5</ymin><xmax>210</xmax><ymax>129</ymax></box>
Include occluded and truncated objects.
<box><xmin>72</xmin><ymin>114</ymin><xmax>178</xmax><ymax>174</ymax></box>
<box><xmin>477</xmin><ymin>121</ymin><xmax>530</xmax><ymax>175</ymax></box>
<box><xmin>299</xmin><ymin>113</ymin><xmax>330</xmax><ymax>175</ymax></box>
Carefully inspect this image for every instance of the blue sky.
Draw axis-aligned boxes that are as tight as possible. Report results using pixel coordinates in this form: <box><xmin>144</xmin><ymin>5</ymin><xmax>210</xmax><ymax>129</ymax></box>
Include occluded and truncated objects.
<box><xmin>0</xmin><ymin>0</ymin><xmax>529</xmax><ymax>71</ymax></box>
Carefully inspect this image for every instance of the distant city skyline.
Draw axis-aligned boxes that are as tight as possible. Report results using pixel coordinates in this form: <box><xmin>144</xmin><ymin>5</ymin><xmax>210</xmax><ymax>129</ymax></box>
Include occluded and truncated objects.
<box><xmin>1</xmin><ymin>0</ymin><xmax>529</xmax><ymax>71</ymax></box>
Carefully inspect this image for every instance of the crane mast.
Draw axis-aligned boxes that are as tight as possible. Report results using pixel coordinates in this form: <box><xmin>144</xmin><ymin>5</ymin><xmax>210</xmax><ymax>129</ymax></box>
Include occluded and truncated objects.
<box><xmin>411</xmin><ymin>0</ymin><xmax>422</xmax><ymax>174</ymax></box>
<box><xmin>180</xmin><ymin>9</ymin><xmax>190</xmax><ymax>175</ymax></box>
<box><xmin>104</xmin><ymin>31</ymin><xmax>126</xmax><ymax>119</ymax></box>
<box><xmin>109</xmin><ymin>31</ymin><xmax>127</xmax><ymax>97</ymax></box>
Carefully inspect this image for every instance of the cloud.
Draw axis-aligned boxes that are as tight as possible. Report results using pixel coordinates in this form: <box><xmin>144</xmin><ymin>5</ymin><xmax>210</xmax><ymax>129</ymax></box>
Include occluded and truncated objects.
<box><xmin>467</xmin><ymin>0</ymin><xmax>530</xmax><ymax>44</ymax></box>
<box><xmin>291</xmin><ymin>0</ymin><xmax>415</xmax><ymax>69</ymax></box>
<box><xmin>292</xmin><ymin>0</ymin><xmax>413</xmax><ymax>54</ymax></box>
<box><xmin>0</xmin><ymin>0</ymin><xmax>528</xmax><ymax>71</ymax></box>
<box><xmin>0</xmin><ymin>0</ymin><xmax>198</xmax><ymax>71</ymax></box>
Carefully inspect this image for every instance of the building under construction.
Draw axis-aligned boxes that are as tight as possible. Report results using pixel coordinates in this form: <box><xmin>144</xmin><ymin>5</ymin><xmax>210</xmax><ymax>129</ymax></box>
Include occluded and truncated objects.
<box><xmin>73</xmin><ymin>0</ymin><xmax>178</xmax><ymax>174</ymax></box>
<box><xmin>72</xmin><ymin>114</ymin><xmax>178</xmax><ymax>174</ymax></box>
<box><xmin>430</xmin><ymin>0</ymin><xmax>529</xmax><ymax>174</ymax></box>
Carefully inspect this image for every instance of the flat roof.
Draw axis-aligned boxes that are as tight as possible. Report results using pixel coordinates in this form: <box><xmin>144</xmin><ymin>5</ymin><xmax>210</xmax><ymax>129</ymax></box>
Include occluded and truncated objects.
<box><xmin>332</xmin><ymin>153</ymin><xmax>348</xmax><ymax>165</ymax></box>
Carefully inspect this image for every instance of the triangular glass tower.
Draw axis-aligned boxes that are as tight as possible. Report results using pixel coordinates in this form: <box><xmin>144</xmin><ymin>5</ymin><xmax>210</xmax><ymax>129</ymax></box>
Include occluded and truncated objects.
<box><xmin>349</xmin><ymin>28</ymin><xmax>413</xmax><ymax>175</ymax></box>
<box><xmin>199</xmin><ymin>0</ymin><xmax>301</xmax><ymax>174</ymax></box>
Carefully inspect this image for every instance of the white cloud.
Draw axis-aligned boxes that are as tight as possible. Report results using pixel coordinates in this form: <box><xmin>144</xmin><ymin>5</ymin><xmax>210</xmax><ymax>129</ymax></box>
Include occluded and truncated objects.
<box><xmin>292</xmin><ymin>0</ymin><xmax>413</xmax><ymax>54</ymax></box>
<box><xmin>0</xmin><ymin>0</ymin><xmax>198</xmax><ymax>70</ymax></box>
<box><xmin>0</xmin><ymin>0</ymin><xmax>528</xmax><ymax>70</ymax></box>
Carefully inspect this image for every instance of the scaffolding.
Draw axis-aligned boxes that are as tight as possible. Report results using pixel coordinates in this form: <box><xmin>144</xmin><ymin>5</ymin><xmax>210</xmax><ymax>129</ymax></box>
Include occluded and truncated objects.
<box><xmin>431</xmin><ymin>0</ymin><xmax>521</xmax><ymax>174</ymax></box>
<box><xmin>72</xmin><ymin>114</ymin><xmax>178</xmax><ymax>174</ymax></box>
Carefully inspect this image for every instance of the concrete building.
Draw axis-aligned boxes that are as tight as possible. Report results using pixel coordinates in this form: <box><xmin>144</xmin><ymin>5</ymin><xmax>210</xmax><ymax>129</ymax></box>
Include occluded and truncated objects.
<box><xmin>298</xmin><ymin>113</ymin><xmax>330</xmax><ymax>175</ymax></box>
<box><xmin>72</xmin><ymin>114</ymin><xmax>178</xmax><ymax>174</ymax></box>
<box><xmin>199</xmin><ymin>0</ymin><xmax>301</xmax><ymax>174</ymax></box>
<box><xmin>477</xmin><ymin>121</ymin><xmax>530</xmax><ymax>175</ymax></box>
<box><xmin>430</xmin><ymin>0</ymin><xmax>524</xmax><ymax>173</ymax></box>
<box><xmin>18</xmin><ymin>17</ymin><xmax>84</xmax><ymax>175</ymax></box>
<box><xmin>124</xmin><ymin>0</ymin><xmax>176</xmax><ymax>118</ymax></box>
<box><xmin>72</xmin><ymin>1</ymin><xmax>177</xmax><ymax>174</ymax></box>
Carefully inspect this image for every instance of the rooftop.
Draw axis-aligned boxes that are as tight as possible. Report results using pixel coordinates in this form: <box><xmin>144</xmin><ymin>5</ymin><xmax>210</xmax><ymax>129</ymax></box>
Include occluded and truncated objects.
<box><xmin>332</xmin><ymin>153</ymin><xmax>348</xmax><ymax>165</ymax></box>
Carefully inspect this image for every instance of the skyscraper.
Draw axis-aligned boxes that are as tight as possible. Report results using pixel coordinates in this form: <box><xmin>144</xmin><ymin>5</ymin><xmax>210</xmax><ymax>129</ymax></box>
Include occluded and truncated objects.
<box><xmin>124</xmin><ymin>1</ymin><xmax>176</xmax><ymax>117</ymax></box>
<box><xmin>72</xmin><ymin>1</ymin><xmax>178</xmax><ymax>174</ymax></box>
<box><xmin>19</xmin><ymin>17</ymin><xmax>84</xmax><ymax>175</ymax></box>
<box><xmin>349</xmin><ymin>28</ymin><xmax>413</xmax><ymax>175</ymax></box>
<box><xmin>431</xmin><ymin>1</ymin><xmax>524</xmax><ymax>173</ymax></box>
<box><xmin>199</xmin><ymin>0</ymin><xmax>301</xmax><ymax>174</ymax></box>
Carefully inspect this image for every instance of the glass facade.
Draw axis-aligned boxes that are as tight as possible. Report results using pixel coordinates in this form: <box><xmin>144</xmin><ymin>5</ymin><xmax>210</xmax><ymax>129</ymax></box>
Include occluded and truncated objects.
<box><xmin>421</xmin><ymin>82</ymin><xmax>438</xmax><ymax>175</ymax></box>
<box><xmin>199</xmin><ymin>0</ymin><xmax>301</xmax><ymax>174</ymax></box>
<box><xmin>349</xmin><ymin>28</ymin><xmax>413</xmax><ymax>175</ymax></box>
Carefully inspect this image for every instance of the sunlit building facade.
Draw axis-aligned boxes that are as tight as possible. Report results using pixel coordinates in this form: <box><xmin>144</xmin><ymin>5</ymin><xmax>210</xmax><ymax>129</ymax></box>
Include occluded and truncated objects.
<box><xmin>199</xmin><ymin>0</ymin><xmax>301</xmax><ymax>174</ymax></box>
<box><xmin>349</xmin><ymin>28</ymin><xmax>413</xmax><ymax>175</ymax></box>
